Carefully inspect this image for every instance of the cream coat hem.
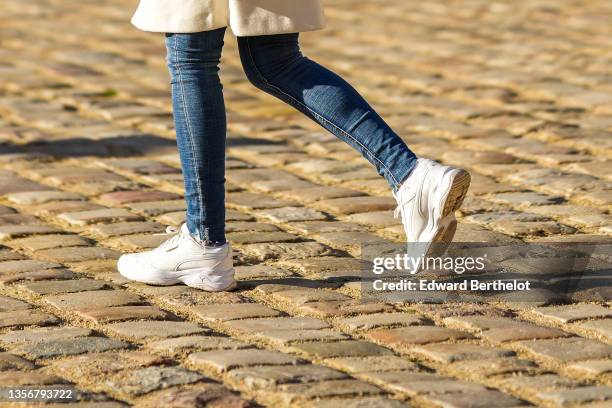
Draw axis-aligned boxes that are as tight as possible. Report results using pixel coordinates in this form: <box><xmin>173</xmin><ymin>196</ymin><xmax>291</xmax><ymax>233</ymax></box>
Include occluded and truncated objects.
<box><xmin>131</xmin><ymin>0</ymin><xmax>326</xmax><ymax>36</ymax></box>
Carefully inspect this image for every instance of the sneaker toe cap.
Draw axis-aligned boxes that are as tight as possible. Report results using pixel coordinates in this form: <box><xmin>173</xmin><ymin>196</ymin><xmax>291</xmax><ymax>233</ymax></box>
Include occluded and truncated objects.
<box><xmin>117</xmin><ymin>253</ymin><xmax>139</xmax><ymax>277</ymax></box>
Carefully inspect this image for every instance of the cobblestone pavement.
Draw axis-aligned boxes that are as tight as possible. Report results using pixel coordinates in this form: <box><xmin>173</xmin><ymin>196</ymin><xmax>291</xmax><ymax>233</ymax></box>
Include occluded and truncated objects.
<box><xmin>0</xmin><ymin>0</ymin><xmax>611</xmax><ymax>407</ymax></box>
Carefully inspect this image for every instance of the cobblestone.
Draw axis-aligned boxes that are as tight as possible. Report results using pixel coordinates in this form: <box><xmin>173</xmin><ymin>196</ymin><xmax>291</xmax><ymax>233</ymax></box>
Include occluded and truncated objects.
<box><xmin>188</xmin><ymin>349</ymin><xmax>302</xmax><ymax>373</ymax></box>
<box><xmin>44</xmin><ymin>290</ymin><xmax>143</xmax><ymax>311</ymax></box>
<box><xmin>1</xmin><ymin>0</ymin><xmax>611</xmax><ymax>405</ymax></box>
<box><xmin>105</xmin><ymin>366</ymin><xmax>204</xmax><ymax>398</ymax></box>
<box><xmin>104</xmin><ymin>320</ymin><xmax>206</xmax><ymax>341</ymax></box>
<box><xmin>14</xmin><ymin>337</ymin><xmax>128</xmax><ymax>359</ymax></box>
<box><xmin>0</xmin><ymin>309</ymin><xmax>60</xmax><ymax>328</ymax></box>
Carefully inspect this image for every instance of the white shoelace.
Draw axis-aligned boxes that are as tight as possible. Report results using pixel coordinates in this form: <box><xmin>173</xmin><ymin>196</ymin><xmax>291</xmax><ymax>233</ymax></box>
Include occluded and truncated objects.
<box><xmin>156</xmin><ymin>225</ymin><xmax>183</xmax><ymax>251</ymax></box>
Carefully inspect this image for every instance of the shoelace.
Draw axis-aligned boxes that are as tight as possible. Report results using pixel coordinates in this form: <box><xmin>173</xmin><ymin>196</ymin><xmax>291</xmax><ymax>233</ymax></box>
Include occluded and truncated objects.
<box><xmin>156</xmin><ymin>225</ymin><xmax>183</xmax><ymax>251</ymax></box>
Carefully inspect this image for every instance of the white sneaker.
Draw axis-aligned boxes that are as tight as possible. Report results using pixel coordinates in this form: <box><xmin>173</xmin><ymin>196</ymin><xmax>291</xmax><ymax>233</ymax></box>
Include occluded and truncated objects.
<box><xmin>117</xmin><ymin>224</ymin><xmax>236</xmax><ymax>292</ymax></box>
<box><xmin>393</xmin><ymin>158</ymin><xmax>471</xmax><ymax>246</ymax></box>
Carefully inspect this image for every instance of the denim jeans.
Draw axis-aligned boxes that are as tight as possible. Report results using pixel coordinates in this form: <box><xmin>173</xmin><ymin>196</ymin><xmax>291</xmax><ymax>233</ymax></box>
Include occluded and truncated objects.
<box><xmin>166</xmin><ymin>28</ymin><xmax>417</xmax><ymax>243</ymax></box>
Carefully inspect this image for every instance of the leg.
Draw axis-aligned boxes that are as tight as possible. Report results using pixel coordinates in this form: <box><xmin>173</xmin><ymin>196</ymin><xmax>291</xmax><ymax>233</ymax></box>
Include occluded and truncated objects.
<box><xmin>166</xmin><ymin>28</ymin><xmax>227</xmax><ymax>243</ymax></box>
<box><xmin>237</xmin><ymin>33</ymin><xmax>417</xmax><ymax>191</ymax></box>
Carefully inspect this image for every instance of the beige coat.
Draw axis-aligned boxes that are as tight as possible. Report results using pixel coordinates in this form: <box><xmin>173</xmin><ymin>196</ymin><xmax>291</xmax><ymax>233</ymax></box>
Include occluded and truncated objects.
<box><xmin>131</xmin><ymin>0</ymin><xmax>326</xmax><ymax>36</ymax></box>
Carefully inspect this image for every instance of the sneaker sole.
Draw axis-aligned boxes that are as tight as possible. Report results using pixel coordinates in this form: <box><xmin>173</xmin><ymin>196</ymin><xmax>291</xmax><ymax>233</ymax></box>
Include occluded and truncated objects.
<box><xmin>441</xmin><ymin>169</ymin><xmax>471</xmax><ymax>219</ymax></box>
<box><xmin>119</xmin><ymin>267</ymin><xmax>236</xmax><ymax>292</ymax></box>
<box><xmin>433</xmin><ymin>169</ymin><xmax>470</xmax><ymax>243</ymax></box>
<box><xmin>180</xmin><ymin>269</ymin><xmax>237</xmax><ymax>292</ymax></box>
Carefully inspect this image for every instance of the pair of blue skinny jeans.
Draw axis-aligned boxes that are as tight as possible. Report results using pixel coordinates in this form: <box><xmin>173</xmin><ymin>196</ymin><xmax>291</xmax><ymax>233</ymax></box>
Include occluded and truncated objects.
<box><xmin>166</xmin><ymin>28</ymin><xmax>417</xmax><ymax>243</ymax></box>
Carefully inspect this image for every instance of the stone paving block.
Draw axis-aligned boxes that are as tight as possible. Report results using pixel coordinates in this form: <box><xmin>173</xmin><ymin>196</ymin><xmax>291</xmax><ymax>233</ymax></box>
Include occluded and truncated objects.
<box><xmin>240</xmin><ymin>241</ymin><xmax>335</xmax><ymax>261</ymax></box>
<box><xmin>489</xmin><ymin>191</ymin><xmax>564</xmax><ymax>208</ymax></box>
<box><xmin>277</xmin><ymin>256</ymin><xmax>364</xmax><ymax>277</ymax></box>
<box><xmin>0</xmin><ymin>213</ymin><xmax>42</xmax><ymax>225</ymax></box>
<box><xmin>5</xmin><ymin>190</ymin><xmax>84</xmax><ymax>205</ymax></box>
<box><xmin>347</xmin><ymin>211</ymin><xmax>401</xmax><ymax>228</ymax></box>
<box><xmin>188</xmin><ymin>349</ymin><xmax>301</xmax><ymax>373</ymax></box>
<box><xmin>88</xmin><ymin>221</ymin><xmax>165</xmax><ymax>237</ymax></box>
<box><xmin>155</xmin><ymin>211</ymin><xmax>187</xmax><ymax>225</ymax></box>
<box><xmin>448</xmin><ymin>357</ymin><xmax>537</xmax><ymax>378</ymax></box>
<box><xmin>270</xmin><ymin>288</ymin><xmax>350</xmax><ymax>305</ymax></box>
<box><xmin>34</xmin><ymin>246</ymin><xmax>121</xmax><ymax>263</ymax></box>
<box><xmin>0</xmin><ymin>352</ymin><xmax>36</xmax><ymax>370</ymax></box>
<box><xmin>423</xmin><ymin>389</ymin><xmax>526</xmax><ymax>408</ymax></box>
<box><xmin>226</xmin><ymin>168</ymin><xmax>298</xmax><ymax>186</ymax></box>
<box><xmin>0</xmin><ymin>267</ymin><xmax>76</xmax><ymax>284</ymax></box>
<box><xmin>0</xmin><ymin>326</ymin><xmax>92</xmax><ymax>345</ymax></box>
<box><xmin>227</xmin><ymin>231</ymin><xmax>299</xmax><ymax>244</ymax></box>
<box><xmin>156</xmin><ymin>286</ymin><xmax>246</xmax><ymax>308</ymax></box>
<box><xmin>14</xmin><ymin>337</ymin><xmax>128</xmax><ymax>359</ymax></box>
<box><xmin>11</xmin><ymin>234</ymin><xmax>92</xmax><ymax>251</ymax></box>
<box><xmin>76</xmin><ymin>305</ymin><xmax>171</xmax><ymax>324</ymax></box>
<box><xmin>411</xmin><ymin>343</ymin><xmax>515</xmax><ymax>363</ymax></box>
<box><xmin>134</xmin><ymin>384</ymin><xmax>250</xmax><ymax>408</ymax></box>
<box><xmin>0</xmin><ymin>296</ymin><xmax>31</xmax><ymax>311</ymax></box>
<box><xmin>51</xmin><ymin>351</ymin><xmax>164</xmax><ymax>380</ymax></box>
<box><xmin>147</xmin><ymin>335</ymin><xmax>251</xmax><ymax>357</ymax></box>
<box><xmin>235</xmin><ymin>265</ymin><xmax>293</xmax><ymax>280</ymax></box>
<box><xmin>288</xmin><ymin>221</ymin><xmax>367</xmax><ymax>235</ymax></box>
<box><xmin>363</xmin><ymin>371</ymin><xmax>487</xmax><ymax>396</ymax></box>
<box><xmin>127</xmin><ymin>200</ymin><xmax>187</xmax><ymax>217</ymax></box>
<box><xmin>566</xmin><ymin>359</ymin><xmax>612</xmax><ymax>377</ymax></box>
<box><xmin>105</xmin><ymin>366</ymin><xmax>204</xmax><ymax>397</ymax></box>
<box><xmin>191</xmin><ymin>303</ymin><xmax>283</xmax><ymax>323</ymax></box>
<box><xmin>0</xmin><ymin>309</ymin><xmax>60</xmax><ymax>328</ymax></box>
<box><xmin>536</xmin><ymin>386</ymin><xmax>612</xmax><ymax>407</ymax></box>
<box><xmin>514</xmin><ymin>337</ymin><xmax>612</xmax><ymax>362</ymax></box>
<box><xmin>223</xmin><ymin>317</ymin><xmax>331</xmax><ymax>334</ymax></box>
<box><xmin>0</xmin><ymin>224</ymin><xmax>62</xmax><ymax>240</ymax></box>
<box><xmin>0</xmin><ymin>248</ymin><xmax>26</xmax><ymax>262</ymax></box>
<box><xmin>297</xmin><ymin>300</ymin><xmax>394</xmax><ymax>318</ymax></box>
<box><xmin>34</xmin><ymin>201</ymin><xmax>107</xmax><ymax>216</ymax></box>
<box><xmin>532</xmin><ymin>303</ymin><xmax>612</xmax><ymax>323</ymax></box>
<box><xmin>368</xmin><ymin>326</ymin><xmax>475</xmax><ymax>348</ymax></box>
<box><xmin>289</xmin><ymin>340</ymin><xmax>393</xmax><ymax>359</ymax></box>
<box><xmin>338</xmin><ymin>313</ymin><xmax>426</xmax><ymax>331</ymax></box>
<box><xmin>226</xmin><ymin>222</ymin><xmax>280</xmax><ymax>233</ymax></box>
<box><xmin>227</xmin><ymin>192</ymin><xmax>296</xmax><ymax>210</ymax></box>
<box><xmin>576</xmin><ymin>319</ymin><xmax>612</xmax><ymax>340</ymax></box>
<box><xmin>285</xmin><ymin>159</ymin><xmax>361</xmax><ymax>176</ymax></box>
<box><xmin>319</xmin><ymin>168</ymin><xmax>380</xmax><ymax>184</ymax></box>
<box><xmin>251</xmin><ymin>178</ymin><xmax>316</xmax><ymax>193</ymax></box>
<box><xmin>0</xmin><ymin>176</ymin><xmax>48</xmax><ymax>196</ymax></box>
<box><xmin>252</xmin><ymin>329</ymin><xmax>349</xmax><ymax>346</ymax></box>
<box><xmin>314</xmin><ymin>196</ymin><xmax>396</xmax><ymax>215</ymax></box>
<box><xmin>226</xmin><ymin>209</ymin><xmax>255</xmax><ymax>221</ymax></box>
<box><xmin>104</xmin><ymin>320</ymin><xmax>206</xmax><ymax>340</ymax></box>
<box><xmin>111</xmin><ymin>233</ymin><xmax>174</xmax><ymax>250</ymax></box>
<box><xmin>277</xmin><ymin>186</ymin><xmax>365</xmax><ymax>204</ymax></box>
<box><xmin>98</xmin><ymin>190</ymin><xmax>180</xmax><ymax>205</ymax></box>
<box><xmin>480</xmin><ymin>324</ymin><xmax>571</xmax><ymax>343</ymax></box>
<box><xmin>257</xmin><ymin>206</ymin><xmax>328</xmax><ymax>223</ymax></box>
<box><xmin>44</xmin><ymin>289</ymin><xmax>143</xmax><ymax>311</ymax></box>
<box><xmin>0</xmin><ymin>370</ymin><xmax>65</xmax><ymax>386</ymax></box>
<box><xmin>228</xmin><ymin>365</ymin><xmax>348</xmax><ymax>390</ymax></box>
<box><xmin>302</xmin><ymin>397</ymin><xmax>409</xmax><ymax>408</ymax></box>
<box><xmin>325</xmin><ymin>355</ymin><xmax>419</xmax><ymax>374</ymax></box>
<box><xmin>58</xmin><ymin>208</ymin><xmax>142</xmax><ymax>225</ymax></box>
<box><xmin>18</xmin><ymin>278</ymin><xmax>107</xmax><ymax>295</ymax></box>
<box><xmin>262</xmin><ymin>379</ymin><xmax>385</xmax><ymax>406</ymax></box>
<box><xmin>314</xmin><ymin>231</ymin><xmax>392</xmax><ymax>254</ymax></box>
<box><xmin>443</xmin><ymin>315</ymin><xmax>536</xmax><ymax>331</ymax></box>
